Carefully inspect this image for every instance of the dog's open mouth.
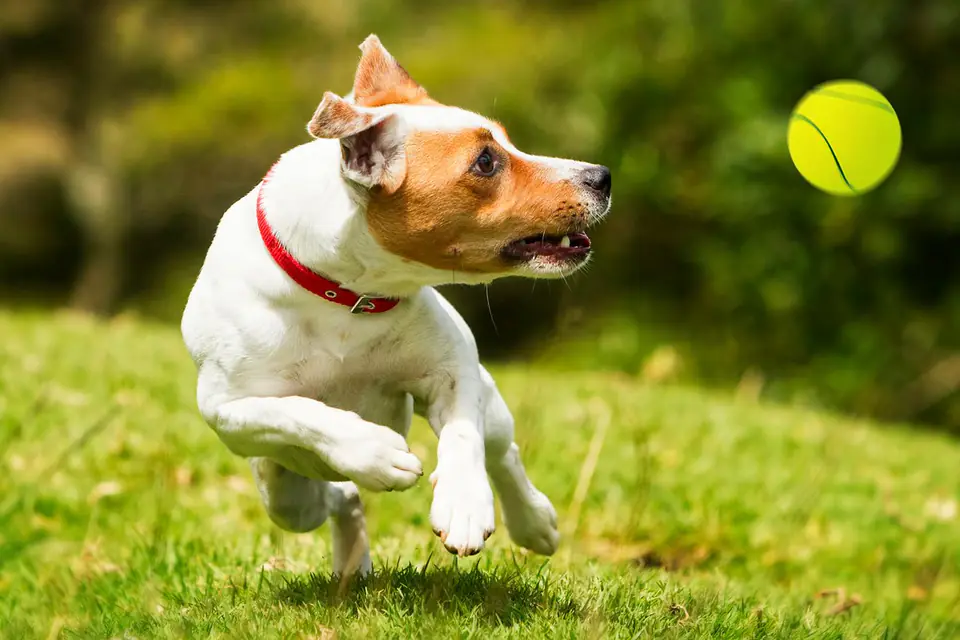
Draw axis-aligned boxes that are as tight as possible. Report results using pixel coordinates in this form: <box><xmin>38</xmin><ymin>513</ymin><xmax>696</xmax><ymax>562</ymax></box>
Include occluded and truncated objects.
<box><xmin>502</xmin><ymin>232</ymin><xmax>591</xmax><ymax>262</ymax></box>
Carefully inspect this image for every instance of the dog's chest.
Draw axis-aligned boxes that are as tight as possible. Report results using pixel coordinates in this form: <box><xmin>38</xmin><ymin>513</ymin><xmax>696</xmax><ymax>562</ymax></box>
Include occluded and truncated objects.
<box><xmin>268</xmin><ymin>313</ymin><xmax>416</xmax><ymax>395</ymax></box>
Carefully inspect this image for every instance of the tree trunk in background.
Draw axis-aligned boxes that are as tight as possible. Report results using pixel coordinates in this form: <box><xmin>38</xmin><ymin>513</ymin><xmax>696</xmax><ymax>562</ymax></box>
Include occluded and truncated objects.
<box><xmin>66</xmin><ymin>157</ymin><xmax>124</xmax><ymax>315</ymax></box>
<box><xmin>64</xmin><ymin>0</ymin><xmax>125</xmax><ymax>315</ymax></box>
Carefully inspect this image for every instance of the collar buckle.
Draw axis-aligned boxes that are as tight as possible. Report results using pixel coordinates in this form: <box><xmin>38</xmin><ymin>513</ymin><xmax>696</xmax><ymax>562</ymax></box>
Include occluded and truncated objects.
<box><xmin>350</xmin><ymin>295</ymin><xmax>377</xmax><ymax>314</ymax></box>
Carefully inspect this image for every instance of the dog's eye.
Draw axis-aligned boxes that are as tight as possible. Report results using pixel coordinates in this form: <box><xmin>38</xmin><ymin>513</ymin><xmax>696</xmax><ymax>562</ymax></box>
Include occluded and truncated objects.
<box><xmin>471</xmin><ymin>149</ymin><xmax>500</xmax><ymax>177</ymax></box>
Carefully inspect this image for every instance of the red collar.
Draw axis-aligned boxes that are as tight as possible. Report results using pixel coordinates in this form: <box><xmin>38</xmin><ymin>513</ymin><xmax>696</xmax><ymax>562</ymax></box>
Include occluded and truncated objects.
<box><xmin>255</xmin><ymin>165</ymin><xmax>401</xmax><ymax>314</ymax></box>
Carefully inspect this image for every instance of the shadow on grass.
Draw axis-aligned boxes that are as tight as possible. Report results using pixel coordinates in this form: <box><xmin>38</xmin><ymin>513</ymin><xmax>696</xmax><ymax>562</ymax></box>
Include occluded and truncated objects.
<box><xmin>273</xmin><ymin>561</ymin><xmax>582</xmax><ymax>626</ymax></box>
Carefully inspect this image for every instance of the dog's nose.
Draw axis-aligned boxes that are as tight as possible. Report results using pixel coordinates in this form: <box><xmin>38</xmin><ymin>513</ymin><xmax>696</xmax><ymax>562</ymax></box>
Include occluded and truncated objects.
<box><xmin>578</xmin><ymin>165</ymin><xmax>612</xmax><ymax>198</ymax></box>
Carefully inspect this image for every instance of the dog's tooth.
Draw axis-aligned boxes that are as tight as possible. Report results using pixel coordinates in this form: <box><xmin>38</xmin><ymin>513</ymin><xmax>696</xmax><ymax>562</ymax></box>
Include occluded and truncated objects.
<box><xmin>559</xmin><ymin>235</ymin><xmax>571</xmax><ymax>248</ymax></box>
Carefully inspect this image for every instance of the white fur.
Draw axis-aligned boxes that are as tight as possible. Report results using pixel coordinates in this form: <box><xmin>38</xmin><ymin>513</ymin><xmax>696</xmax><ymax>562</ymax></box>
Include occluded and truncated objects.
<box><xmin>181</xmin><ymin>104</ymin><xmax>607</xmax><ymax>574</ymax></box>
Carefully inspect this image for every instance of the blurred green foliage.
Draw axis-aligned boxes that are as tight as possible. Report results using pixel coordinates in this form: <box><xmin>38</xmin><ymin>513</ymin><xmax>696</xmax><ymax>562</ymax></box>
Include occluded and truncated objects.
<box><xmin>1</xmin><ymin>0</ymin><xmax>958</xmax><ymax>428</ymax></box>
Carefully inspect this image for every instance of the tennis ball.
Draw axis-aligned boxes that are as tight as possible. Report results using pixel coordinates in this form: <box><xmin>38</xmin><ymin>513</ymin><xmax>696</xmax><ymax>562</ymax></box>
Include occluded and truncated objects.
<box><xmin>788</xmin><ymin>80</ymin><xmax>901</xmax><ymax>196</ymax></box>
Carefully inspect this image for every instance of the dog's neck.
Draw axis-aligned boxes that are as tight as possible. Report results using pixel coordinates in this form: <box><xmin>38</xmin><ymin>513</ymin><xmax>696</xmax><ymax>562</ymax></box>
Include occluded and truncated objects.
<box><xmin>260</xmin><ymin>140</ymin><xmax>429</xmax><ymax>299</ymax></box>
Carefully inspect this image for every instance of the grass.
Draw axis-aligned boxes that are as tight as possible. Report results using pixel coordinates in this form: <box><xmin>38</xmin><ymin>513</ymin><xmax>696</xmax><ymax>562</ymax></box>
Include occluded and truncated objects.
<box><xmin>1</xmin><ymin>309</ymin><xmax>958</xmax><ymax>639</ymax></box>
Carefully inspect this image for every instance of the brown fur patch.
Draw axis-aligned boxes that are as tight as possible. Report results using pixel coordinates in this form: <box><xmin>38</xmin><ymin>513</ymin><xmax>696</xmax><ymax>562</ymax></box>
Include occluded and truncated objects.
<box><xmin>361</xmin><ymin>88</ymin><xmax>438</xmax><ymax>108</ymax></box>
<box><xmin>365</xmin><ymin>129</ymin><xmax>589</xmax><ymax>273</ymax></box>
<box><xmin>353</xmin><ymin>35</ymin><xmax>436</xmax><ymax>108</ymax></box>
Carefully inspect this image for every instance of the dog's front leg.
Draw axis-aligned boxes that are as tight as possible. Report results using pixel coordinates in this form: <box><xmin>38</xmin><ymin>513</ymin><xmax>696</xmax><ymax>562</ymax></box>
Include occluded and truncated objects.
<box><xmin>418</xmin><ymin>364</ymin><xmax>496</xmax><ymax>556</ymax></box>
<box><xmin>201</xmin><ymin>391</ymin><xmax>423</xmax><ymax>492</ymax></box>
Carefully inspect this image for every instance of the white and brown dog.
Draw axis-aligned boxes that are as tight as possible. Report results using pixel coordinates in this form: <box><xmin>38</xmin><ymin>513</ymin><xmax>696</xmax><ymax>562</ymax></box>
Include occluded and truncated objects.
<box><xmin>181</xmin><ymin>35</ymin><xmax>611</xmax><ymax>576</ymax></box>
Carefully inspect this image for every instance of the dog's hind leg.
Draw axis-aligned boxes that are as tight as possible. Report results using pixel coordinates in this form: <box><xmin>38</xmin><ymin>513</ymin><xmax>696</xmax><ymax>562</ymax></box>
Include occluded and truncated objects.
<box><xmin>250</xmin><ymin>458</ymin><xmax>372</xmax><ymax>576</ymax></box>
<box><xmin>251</xmin><ymin>457</ymin><xmax>331</xmax><ymax>532</ymax></box>
<box><xmin>478</xmin><ymin>366</ymin><xmax>561</xmax><ymax>556</ymax></box>
<box><xmin>327</xmin><ymin>481</ymin><xmax>373</xmax><ymax>577</ymax></box>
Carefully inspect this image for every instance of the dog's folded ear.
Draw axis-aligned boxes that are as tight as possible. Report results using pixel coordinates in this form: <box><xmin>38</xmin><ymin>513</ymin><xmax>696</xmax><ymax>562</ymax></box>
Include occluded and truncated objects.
<box><xmin>351</xmin><ymin>34</ymin><xmax>431</xmax><ymax>107</ymax></box>
<box><xmin>308</xmin><ymin>91</ymin><xmax>406</xmax><ymax>193</ymax></box>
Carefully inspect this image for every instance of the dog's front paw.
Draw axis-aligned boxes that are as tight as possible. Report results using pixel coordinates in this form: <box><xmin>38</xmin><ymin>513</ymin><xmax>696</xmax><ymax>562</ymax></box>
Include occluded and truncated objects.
<box><xmin>502</xmin><ymin>488</ymin><xmax>560</xmax><ymax>556</ymax></box>
<box><xmin>429</xmin><ymin>466</ymin><xmax>495</xmax><ymax>556</ymax></box>
<box><xmin>323</xmin><ymin>420</ymin><xmax>423</xmax><ymax>492</ymax></box>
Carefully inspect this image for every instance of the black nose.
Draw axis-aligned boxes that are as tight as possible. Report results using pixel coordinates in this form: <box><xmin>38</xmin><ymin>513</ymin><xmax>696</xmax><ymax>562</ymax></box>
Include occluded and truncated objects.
<box><xmin>579</xmin><ymin>165</ymin><xmax>612</xmax><ymax>197</ymax></box>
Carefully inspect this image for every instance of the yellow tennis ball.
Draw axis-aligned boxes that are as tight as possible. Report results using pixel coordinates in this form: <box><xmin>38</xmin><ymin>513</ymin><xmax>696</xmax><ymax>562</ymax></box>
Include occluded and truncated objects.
<box><xmin>788</xmin><ymin>80</ymin><xmax>901</xmax><ymax>196</ymax></box>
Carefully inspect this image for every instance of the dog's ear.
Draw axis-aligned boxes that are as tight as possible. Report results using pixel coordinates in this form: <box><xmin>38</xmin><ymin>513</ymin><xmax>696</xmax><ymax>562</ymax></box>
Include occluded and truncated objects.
<box><xmin>351</xmin><ymin>34</ymin><xmax>430</xmax><ymax>107</ymax></box>
<box><xmin>307</xmin><ymin>91</ymin><xmax>406</xmax><ymax>193</ymax></box>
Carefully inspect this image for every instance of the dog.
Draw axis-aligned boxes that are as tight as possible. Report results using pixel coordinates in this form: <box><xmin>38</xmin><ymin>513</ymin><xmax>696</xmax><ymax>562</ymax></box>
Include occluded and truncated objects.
<box><xmin>181</xmin><ymin>35</ymin><xmax>611</xmax><ymax>576</ymax></box>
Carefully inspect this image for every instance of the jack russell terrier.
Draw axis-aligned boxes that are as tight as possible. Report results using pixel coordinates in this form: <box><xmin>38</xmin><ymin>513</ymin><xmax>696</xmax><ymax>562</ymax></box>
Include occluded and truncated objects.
<box><xmin>181</xmin><ymin>35</ymin><xmax>611</xmax><ymax>576</ymax></box>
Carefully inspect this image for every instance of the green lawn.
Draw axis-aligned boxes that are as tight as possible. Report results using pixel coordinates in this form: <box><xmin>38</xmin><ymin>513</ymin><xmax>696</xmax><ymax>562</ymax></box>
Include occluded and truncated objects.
<box><xmin>1</xmin><ymin>310</ymin><xmax>958</xmax><ymax>639</ymax></box>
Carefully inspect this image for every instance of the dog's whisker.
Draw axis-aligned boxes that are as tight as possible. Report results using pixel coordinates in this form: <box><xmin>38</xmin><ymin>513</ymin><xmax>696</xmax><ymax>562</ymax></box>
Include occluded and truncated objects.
<box><xmin>485</xmin><ymin>284</ymin><xmax>499</xmax><ymax>336</ymax></box>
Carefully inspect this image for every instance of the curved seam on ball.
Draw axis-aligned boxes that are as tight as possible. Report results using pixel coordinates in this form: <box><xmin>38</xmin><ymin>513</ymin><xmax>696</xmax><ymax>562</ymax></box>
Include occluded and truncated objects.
<box><xmin>815</xmin><ymin>89</ymin><xmax>897</xmax><ymax>115</ymax></box>
<box><xmin>792</xmin><ymin>113</ymin><xmax>858</xmax><ymax>194</ymax></box>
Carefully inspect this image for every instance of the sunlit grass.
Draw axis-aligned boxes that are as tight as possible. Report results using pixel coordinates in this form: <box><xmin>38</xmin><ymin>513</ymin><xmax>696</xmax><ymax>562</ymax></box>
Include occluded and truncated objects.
<box><xmin>1</xmin><ymin>310</ymin><xmax>958</xmax><ymax>638</ymax></box>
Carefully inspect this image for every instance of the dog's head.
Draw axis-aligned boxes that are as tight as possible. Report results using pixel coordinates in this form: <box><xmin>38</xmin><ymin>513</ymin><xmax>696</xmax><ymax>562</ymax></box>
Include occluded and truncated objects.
<box><xmin>308</xmin><ymin>35</ymin><xmax>611</xmax><ymax>280</ymax></box>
